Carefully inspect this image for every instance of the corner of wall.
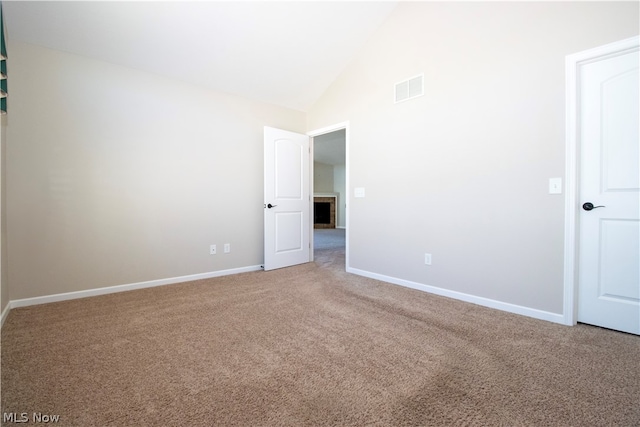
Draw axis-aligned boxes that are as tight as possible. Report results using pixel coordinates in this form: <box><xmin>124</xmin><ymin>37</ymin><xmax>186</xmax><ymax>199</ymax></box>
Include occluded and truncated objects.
<box><xmin>0</xmin><ymin>113</ymin><xmax>7</xmax><ymax>325</ymax></box>
<box><xmin>1</xmin><ymin>300</ymin><xmax>10</xmax><ymax>328</ymax></box>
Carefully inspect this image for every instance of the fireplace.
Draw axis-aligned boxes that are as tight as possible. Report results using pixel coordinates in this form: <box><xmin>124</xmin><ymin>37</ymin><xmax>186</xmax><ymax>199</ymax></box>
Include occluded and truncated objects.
<box><xmin>313</xmin><ymin>197</ymin><xmax>336</xmax><ymax>229</ymax></box>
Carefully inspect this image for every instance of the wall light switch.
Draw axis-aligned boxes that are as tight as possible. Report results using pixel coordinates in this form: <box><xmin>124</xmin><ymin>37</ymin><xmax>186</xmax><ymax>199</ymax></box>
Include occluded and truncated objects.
<box><xmin>549</xmin><ymin>178</ymin><xmax>562</xmax><ymax>194</ymax></box>
<box><xmin>424</xmin><ymin>253</ymin><xmax>432</xmax><ymax>265</ymax></box>
<box><xmin>354</xmin><ymin>187</ymin><xmax>365</xmax><ymax>198</ymax></box>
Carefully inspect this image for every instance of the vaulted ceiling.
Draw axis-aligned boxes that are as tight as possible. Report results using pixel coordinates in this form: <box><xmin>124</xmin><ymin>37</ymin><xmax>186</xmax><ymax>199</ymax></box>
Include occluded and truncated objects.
<box><xmin>3</xmin><ymin>1</ymin><xmax>397</xmax><ymax>112</ymax></box>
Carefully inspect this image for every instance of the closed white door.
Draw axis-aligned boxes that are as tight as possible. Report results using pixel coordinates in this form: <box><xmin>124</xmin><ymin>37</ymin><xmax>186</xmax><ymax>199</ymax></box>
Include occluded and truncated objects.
<box><xmin>577</xmin><ymin>43</ymin><xmax>639</xmax><ymax>334</ymax></box>
<box><xmin>264</xmin><ymin>126</ymin><xmax>310</xmax><ymax>271</ymax></box>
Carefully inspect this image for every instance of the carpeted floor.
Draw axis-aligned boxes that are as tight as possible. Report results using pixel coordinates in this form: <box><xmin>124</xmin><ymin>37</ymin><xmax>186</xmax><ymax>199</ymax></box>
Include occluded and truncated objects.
<box><xmin>2</xmin><ymin>239</ymin><xmax>639</xmax><ymax>426</ymax></box>
<box><xmin>314</xmin><ymin>228</ymin><xmax>345</xmax><ymax>251</ymax></box>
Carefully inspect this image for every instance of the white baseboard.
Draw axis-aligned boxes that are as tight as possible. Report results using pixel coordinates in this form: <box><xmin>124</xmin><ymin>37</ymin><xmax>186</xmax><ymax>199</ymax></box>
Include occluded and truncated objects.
<box><xmin>1</xmin><ymin>301</ymin><xmax>10</xmax><ymax>328</ymax></box>
<box><xmin>3</xmin><ymin>264</ymin><xmax>565</xmax><ymax>328</ymax></box>
<box><xmin>7</xmin><ymin>265</ymin><xmax>263</xmax><ymax>311</ymax></box>
<box><xmin>346</xmin><ymin>267</ymin><xmax>565</xmax><ymax>325</ymax></box>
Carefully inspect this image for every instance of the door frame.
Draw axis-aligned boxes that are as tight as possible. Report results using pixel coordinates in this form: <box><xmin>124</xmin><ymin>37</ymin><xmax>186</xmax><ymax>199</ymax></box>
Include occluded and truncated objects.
<box><xmin>563</xmin><ymin>36</ymin><xmax>639</xmax><ymax>326</ymax></box>
<box><xmin>307</xmin><ymin>121</ymin><xmax>350</xmax><ymax>269</ymax></box>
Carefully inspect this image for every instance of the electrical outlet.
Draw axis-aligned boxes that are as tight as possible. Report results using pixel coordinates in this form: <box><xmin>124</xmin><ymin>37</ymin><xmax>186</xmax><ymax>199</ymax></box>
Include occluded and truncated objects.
<box><xmin>224</xmin><ymin>243</ymin><xmax>230</xmax><ymax>253</ymax></box>
<box><xmin>424</xmin><ymin>253</ymin><xmax>432</xmax><ymax>265</ymax></box>
<box><xmin>210</xmin><ymin>244</ymin><xmax>217</xmax><ymax>255</ymax></box>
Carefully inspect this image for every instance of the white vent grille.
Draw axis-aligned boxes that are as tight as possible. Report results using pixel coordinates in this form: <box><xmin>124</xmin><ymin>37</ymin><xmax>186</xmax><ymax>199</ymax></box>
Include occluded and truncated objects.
<box><xmin>394</xmin><ymin>74</ymin><xmax>424</xmax><ymax>104</ymax></box>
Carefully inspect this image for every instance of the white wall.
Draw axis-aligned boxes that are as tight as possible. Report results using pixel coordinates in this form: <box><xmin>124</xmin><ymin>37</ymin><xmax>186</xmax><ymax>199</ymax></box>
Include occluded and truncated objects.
<box><xmin>6</xmin><ymin>42</ymin><xmax>306</xmax><ymax>300</ymax></box>
<box><xmin>313</xmin><ymin>162</ymin><xmax>334</xmax><ymax>194</ymax></box>
<box><xmin>4</xmin><ymin>3</ymin><xmax>638</xmax><ymax>317</ymax></box>
<box><xmin>1</xmin><ymin>114</ymin><xmax>7</xmax><ymax>314</ymax></box>
<box><xmin>308</xmin><ymin>2</ymin><xmax>639</xmax><ymax>316</ymax></box>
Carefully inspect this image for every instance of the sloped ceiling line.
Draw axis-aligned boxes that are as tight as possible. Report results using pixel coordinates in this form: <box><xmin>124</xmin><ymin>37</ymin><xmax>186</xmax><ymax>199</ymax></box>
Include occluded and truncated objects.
<box><xmin>3</xmin><ymin>1</ymin><xmax>397</xmax><ymax>112</ymax></box>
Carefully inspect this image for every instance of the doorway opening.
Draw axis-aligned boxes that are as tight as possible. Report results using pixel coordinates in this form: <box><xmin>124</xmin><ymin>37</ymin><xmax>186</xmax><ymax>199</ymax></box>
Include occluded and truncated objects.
<box><xmin>563</xmin><ymin>36</ymin><xmax>639</xmax><ymax>335</ymax></box>
<box><xmin>308</xmin><ymin>123</ymin><xmax>349</xmax><ymax>270</ymax></box>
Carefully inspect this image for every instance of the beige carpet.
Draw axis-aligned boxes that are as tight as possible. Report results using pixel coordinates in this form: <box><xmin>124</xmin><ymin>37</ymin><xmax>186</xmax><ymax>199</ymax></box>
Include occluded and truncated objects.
<box><xmin>2</xmin><ymin>244</ymin><xmax>639</xmax><ymax>426</ymax></box>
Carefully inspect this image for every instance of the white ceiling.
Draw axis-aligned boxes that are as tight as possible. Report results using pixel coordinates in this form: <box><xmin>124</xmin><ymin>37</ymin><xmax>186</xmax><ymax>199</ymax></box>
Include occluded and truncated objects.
<box><xmin>3</xmin><ymin>1</ymin><xmax>397</xmax><ymax>112</ymax></box>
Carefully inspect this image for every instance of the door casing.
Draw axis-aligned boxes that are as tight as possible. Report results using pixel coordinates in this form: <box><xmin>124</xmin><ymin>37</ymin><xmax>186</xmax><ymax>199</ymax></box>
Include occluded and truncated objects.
<box><xmin>307</xmin><ymin>122</ymin><xmax>350</xmax><ymax>269</ymax></box>
<box><xmin>563</xmin><ymin>36</ymin><xmax>640</xmax><ymax>327</ymax></box>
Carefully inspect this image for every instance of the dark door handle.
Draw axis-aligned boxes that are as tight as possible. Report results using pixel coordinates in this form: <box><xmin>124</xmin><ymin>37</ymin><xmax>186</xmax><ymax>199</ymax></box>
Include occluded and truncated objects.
<box><xmin>267</xmin><ymin>203</ymin><xmax>277</xmax><ymax>209</ymax></box>
<box><xmin>583</xmin><ymin>202</ymin><xmax>605</xmax><ymax>211</ymax></box>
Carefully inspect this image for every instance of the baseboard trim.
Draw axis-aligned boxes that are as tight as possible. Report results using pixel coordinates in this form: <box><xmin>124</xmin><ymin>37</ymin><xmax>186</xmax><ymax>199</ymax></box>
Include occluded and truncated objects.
<box><xmin>1</xmin><ymin>302</ymin><xmax>10</xmax><ymax>328</ymax></box>
<box><xmin>346</xmin><ymin>267</ymin><xmax>565</xmax><ymax>325</ymax></box>
<box><xmin>3</xmin><ymin>265</ymin><xmax>564</xmax><ymax>327</ymax></box>
<box><xmin>8</xmin><ymin>265</ymin><xmax>263</xmax><ymax>310</ymax></box>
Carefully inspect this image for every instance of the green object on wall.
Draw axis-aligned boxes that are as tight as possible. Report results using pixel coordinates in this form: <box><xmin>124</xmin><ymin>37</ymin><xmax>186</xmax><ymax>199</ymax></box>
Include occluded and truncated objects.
<box><xmin>1</xmin><ymin>2</ymin><xmax>7</xmax><ymax>114</ymax></box>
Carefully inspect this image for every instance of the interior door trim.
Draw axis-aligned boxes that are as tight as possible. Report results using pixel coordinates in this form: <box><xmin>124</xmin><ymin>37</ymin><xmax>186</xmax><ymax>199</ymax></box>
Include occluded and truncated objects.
<box><xmin>307</xmin><ymin>121</ymin><xmax>350</xmax><ymax>270</ymax></box>
<box><xmin>563</xmin><ymin>36</ymin><xmax>639</xmax><ymax>327</ymax></box>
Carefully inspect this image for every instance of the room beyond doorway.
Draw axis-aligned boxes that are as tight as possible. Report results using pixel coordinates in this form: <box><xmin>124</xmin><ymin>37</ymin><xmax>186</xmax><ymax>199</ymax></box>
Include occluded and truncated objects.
<box><xmin>313</xmin><ymin>129</ymin><xmax>346</xmax><ymax>229</ymax></box>
<box><xmin>314</xmin><ymin>228</ymin><xmax>346</xmax><ymax>251</ymax></box>
<box><xmin>314</xmin><ymin>228</ymin><xmax>346</xmax><ymax>267</ymax></box>
<box><xmin>309</xmin><ymin>123</ymin><xmax>349</xmax><ymax>268</ymax></box>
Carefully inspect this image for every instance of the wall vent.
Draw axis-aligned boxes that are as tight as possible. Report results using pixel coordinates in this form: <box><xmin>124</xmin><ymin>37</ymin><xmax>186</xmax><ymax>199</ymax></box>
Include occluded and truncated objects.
<box><xmin>394</xmin><ymin>74</ymin><xmax>424</xmax><ymax>104</ymax></box>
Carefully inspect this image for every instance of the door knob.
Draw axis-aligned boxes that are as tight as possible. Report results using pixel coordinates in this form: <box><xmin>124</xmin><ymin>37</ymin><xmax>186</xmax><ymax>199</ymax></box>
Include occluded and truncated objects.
<box><xmin>267</xmin><ymin>203</ymin><xmax>277</xmax><ymax>209</ymax></box>
<box><xmin>583</xmin><ymin>202</ymin><xmax>605</xmax><ymax>211</ymax></box>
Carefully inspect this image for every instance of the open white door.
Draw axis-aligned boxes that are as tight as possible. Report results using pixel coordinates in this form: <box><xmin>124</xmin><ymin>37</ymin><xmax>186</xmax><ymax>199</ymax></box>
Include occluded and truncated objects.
<box><xmin>264</xmin><ymin>126</ymin><xmax>311</xmax><ymax>271</ymax></box>
<box><xmin>576</xmin><ymin>39</ymin><xmax>639</xmax><ymax>334</ymax></box>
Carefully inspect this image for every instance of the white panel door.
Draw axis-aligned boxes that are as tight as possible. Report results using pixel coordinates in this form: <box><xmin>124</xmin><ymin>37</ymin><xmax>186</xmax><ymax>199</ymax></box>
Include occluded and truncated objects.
<box><xmin>577</xmin><ymin>45</ymin><xmax>640</xmax><ymax>334</ymax></box>
<box><xmin>264</xmin><ymin>126</ymin><xmax>310</xmax><ymax>271</ymax></box>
